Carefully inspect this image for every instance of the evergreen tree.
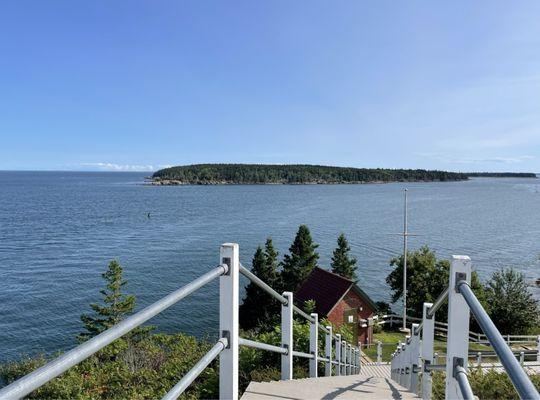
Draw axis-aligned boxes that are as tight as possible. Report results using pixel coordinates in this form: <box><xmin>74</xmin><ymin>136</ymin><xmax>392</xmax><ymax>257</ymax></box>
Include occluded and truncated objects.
<box><xmin>331</xmin><ymin>233</ymin><xmax>357</xmax><ymax>280</ymax></box>
<box><xmin>264</xmin><ymin>237</ymin><xmax>279</xmax><ymax>278</ymax></box>
<box><xmin>78</xmin><ymin>260</ymin><xmax>137</xmax><ymax>341</ymax></box>
<box><xmin>280</xmin><ymin>225</ymin><xmax>319</xmax><ymax>292</ymax></box>
<box><xmin>239</xmin><ymin>238</ymin><xmax>280</xmax><ymax>330</ymax></box>
<box><xmin>303</xmin><ymin>299</ymin><xmax>316</xmax><ymax>314</ymax></box>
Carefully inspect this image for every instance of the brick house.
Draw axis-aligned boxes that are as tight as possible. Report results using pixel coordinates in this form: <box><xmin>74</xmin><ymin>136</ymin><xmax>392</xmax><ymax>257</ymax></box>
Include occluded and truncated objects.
<box><xmin>295</xmin><ymin>267</ymin><xmax>377</xmax><ymax>345</ymax></box>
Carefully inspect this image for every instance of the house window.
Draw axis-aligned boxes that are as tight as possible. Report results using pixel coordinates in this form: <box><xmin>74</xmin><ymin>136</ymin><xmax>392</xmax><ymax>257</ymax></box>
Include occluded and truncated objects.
<box><xmin>348</xmin><ymin>315</ymin><xmax>354</xmax><ymax>323</ymax></box>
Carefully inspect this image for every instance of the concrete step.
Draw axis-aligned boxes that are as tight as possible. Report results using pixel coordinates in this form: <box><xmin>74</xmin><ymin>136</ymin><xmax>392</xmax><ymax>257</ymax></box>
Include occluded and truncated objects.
<box><xmin>241</xmin><ymin>367</ymin><xmax>419</xmax><ymax>400</ymax></box>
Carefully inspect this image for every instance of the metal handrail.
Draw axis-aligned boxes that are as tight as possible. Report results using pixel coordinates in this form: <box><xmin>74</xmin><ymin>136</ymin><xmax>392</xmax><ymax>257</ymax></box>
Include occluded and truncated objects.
<box><xmin>415</xmin><ymin>286</ymin><xmax>450</xmax><ymax>337</ymax></box>
<box><xmin>458</xmin><ymin>280</ymin><xmax>540</xmax><ymax>400</ymax></box>
<box><xmin>427</xmin><ymin>286</ymin><xmax>449</xmax><ymax>318</ymax></box>
<box><xmin>239</xmin><ymin>263</ymin><xmax>348</xmax><ymax>345</ymax></box>
<box><xmin>239</xmin><ymin>338</ymin><xmax>287</xmax><ymax>355</ymax></box>
<box><xmin>293</xmin><ymin>350</ymin><xmax>315</xmax><ymax>359</ymax></box>
<box><xmin>239</xmin><ymin>264</ymin><xmax>288</xmax><ymax>305</ymax></box>
<box><xmin>0</xmin><ymin>264</ymin><xmax>228</xmax><ymax>400</ymax></box>
<box><xmin>162</xmin><ymin>337</ymin><xmax>228</xmax><ymax>400</ymax></box>
<box><xmin>455</xmin><ymin>365</ymin><xmax>474</xmax><ymax>400</ymax></box>
<box><xmin>425</xmin><ymin>363</ymin><xmax>446</xmax><ymax>371</ymax></box>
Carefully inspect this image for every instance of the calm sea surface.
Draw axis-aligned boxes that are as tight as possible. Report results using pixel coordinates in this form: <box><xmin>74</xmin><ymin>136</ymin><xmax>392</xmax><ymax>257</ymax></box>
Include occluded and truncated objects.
<box><xmin>1</xmin><ymin>171</ymin><xmax>539</xmax><ymax>361</ymax></box>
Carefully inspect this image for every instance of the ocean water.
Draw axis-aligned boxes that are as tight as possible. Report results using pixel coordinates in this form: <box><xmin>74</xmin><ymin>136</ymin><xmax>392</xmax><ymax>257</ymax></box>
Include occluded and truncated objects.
<box><xmin>0</xmin><ymin>171</ymin><xmax>539</xmax><ymax>362</ymax></box>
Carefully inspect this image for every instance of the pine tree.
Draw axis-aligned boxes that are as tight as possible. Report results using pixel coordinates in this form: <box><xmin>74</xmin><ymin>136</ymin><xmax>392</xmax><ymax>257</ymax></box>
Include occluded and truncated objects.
<box><xmin>239</xmin><ymin>238</ymin><xmax>280</xmax><ymax>330</ymax></box>
<box><xmin>280</xmin><ymin>225</ymin><xmax>319</xmax><ymax>292</ymax></box>
<box><xmin>78</xmin><ymin>260</ymin><xmax>137</xmax><ymax>341</ymax></box>
<box><xmin>331</xmin><ymin>233</ymin><xmax>357</xmax><ymax>280</ymax></box>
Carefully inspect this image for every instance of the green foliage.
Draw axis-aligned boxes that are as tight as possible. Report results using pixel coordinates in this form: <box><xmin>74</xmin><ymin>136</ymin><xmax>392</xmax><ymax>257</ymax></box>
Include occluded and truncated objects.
<box><xmin>280</xmin><ymin>225</ymin><xmax>319</xmax><ymax>292</ymax></box>
<box><xmin>303</xmin><ymin>299</ymin><xmax>316</xmax><ymax>315</ymax></box>
<box><xmin>330</xmin><ymin>233</ymin><xmax>357</xmax><ymax>280</ymax></box>
<box><xmin>385</xmin><ymin>246</ymin><xmax>485</xmax><ymax>324</ymax></box>
<box><xmin>0</xmin><ymin>334</ymin><xmax>218</xmax><ymax>399</ymax></box>
<box><xmin>152</xmin><ymin>164</ymin><xmax>469</xmax><ymax>184</ymax></box>
<box><xmin>432</xmin><ymin>369</ymin><xmax>540</xmax><ymax>400</ymax></box>
<box><xmin>484</xmin><ymin>268</ymin><xmax>540</xmax><ymax>334</ymax></box>
<box><xmin>78</xmin><ymin>260</ymin><xmax>153</xmax><ymax>342</ymax></box>
<box><xmin>375</xmin><ymin>301</ymin><xmax>392</xmax><ymax>315</ymax></box>
<box><xmin>79</xmin><ymin>260</ymin><xmax>136</xmax><ymax>341</ymax></box>
<box><xmin>240</xmin><ymin>239</ymin><xmax>280</xmax><ymax>330</ymax></box>
<box><xmin>466</xmin><ymin>172</ymin><xmax>536</xmax><ymax>178</ymax></box>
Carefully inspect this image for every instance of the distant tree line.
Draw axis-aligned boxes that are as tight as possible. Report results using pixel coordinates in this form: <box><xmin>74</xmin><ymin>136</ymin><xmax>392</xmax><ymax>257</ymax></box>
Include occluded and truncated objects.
<box><xmin>465</xmin><ymin>172</ymin><xmax>537</xmax><ymax>178</ymax></box>
<box><xmin>152</xmin><ymin>164</ymin><xmax>469</xmax><ymax>184</ymax></box>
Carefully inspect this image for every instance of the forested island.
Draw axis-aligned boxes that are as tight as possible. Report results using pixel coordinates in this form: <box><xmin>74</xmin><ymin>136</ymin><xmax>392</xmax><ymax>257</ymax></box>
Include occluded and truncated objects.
<box><xmin>466</xmin><ymin>172</ymin><xmax>537</xmax><ymax>178</ymax></box>
<box><xmin>150</xmin><ymin>164</ymin><xmax>469</xmax><ymax>185</ymax></box>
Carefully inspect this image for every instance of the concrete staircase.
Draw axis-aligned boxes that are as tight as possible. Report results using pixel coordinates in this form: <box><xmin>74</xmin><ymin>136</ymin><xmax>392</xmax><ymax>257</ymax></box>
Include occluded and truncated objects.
<box><xmin>241</xmin><ymin>363</ymin><xmax>420</xmax><ymax>399</ymax></box>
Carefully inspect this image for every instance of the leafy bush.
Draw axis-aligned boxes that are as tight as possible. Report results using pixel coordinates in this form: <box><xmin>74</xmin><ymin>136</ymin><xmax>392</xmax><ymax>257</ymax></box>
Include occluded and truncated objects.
<box><xmin>484</xmin><ymin>268</ymin><xmax>540</xmax><ymax>334</ymax></box>
<box><xmin>432</xmin><ymin>369</ymin><xmax>540</xmax><ymax>400</ymax></box>
<box><xmin>0</xmin><ymin>334</ymin><xmax>218</xmax><ymax>399</ymax></box>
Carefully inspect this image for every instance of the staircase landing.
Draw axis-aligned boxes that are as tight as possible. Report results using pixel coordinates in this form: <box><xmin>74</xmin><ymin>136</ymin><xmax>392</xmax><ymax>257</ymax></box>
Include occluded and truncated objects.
<box><xmin>241</xmin><ymin>364</ymin><xmax>420</xmax><ymax>399</ymax></box>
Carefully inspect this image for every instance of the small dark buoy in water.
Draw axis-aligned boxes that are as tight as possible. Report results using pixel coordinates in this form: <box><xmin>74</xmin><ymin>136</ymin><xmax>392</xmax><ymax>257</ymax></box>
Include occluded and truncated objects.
<box><xmin>147</xmin><ymin>212</ymin><xmax>151</xmax><ymax>219</ymax></box>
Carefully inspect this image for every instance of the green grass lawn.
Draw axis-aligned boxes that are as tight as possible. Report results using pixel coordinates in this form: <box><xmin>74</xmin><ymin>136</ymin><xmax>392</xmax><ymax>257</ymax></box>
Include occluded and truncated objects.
<box><xmin>362</xmin><ymin>330</ymin><xmax>491</xmax><ymax>362</ymax></box>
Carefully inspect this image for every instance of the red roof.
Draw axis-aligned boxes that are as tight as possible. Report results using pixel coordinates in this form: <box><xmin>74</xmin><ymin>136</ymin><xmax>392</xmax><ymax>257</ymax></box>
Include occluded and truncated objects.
<box><xmin>295</xmin><ymin>267</ymin><xmax>355</xmax><ymax>316</ymax></box>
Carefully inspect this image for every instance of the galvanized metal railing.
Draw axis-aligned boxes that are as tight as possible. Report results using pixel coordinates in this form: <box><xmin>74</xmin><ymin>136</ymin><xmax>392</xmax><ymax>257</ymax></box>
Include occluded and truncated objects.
<box><xmin>239</xmin><ymin>263</ymin><xmax>361</xmax><ymax>380</ymax></box>
<box><xmin>0</xmin><ymin>262</ymin><xmax>229</xmax><ymax>400</ymax></box>
<box><xmin>390</xmin><ymin>255</ymin><xmax>540</xmax><ymax>400</ymax></box>
<box><xmin>0</xmin><ymin>243</ymin><xmax>361</xmax><ymax>400</ymax></box>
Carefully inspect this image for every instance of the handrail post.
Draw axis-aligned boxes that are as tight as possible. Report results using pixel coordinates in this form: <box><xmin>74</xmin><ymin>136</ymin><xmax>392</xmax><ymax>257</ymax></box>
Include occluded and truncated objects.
<box><xmin>346</xmin><ymin>343</ymin><xmax>349</xmax><ymax>375</ymax></box>
<box><xmin>391</xmin><ymin>349</ymin><xmax>396</xmax><ymax>381</ymax></box>
<box><xmin>377</xmin><ymin>341</ymin><xmax>382</xmax><ymax>365</ymax></box>
<box><xmin>352</xmin><ymin>348</ymin><xmax>356</xmax><ymax>374</ymax></box>
<box><xmin>397</xmin><ymin>344</ymin><xmax>402</xmax><ymax>381</ymax></box>
<box><xmin>394</xmin><ymin>347</ymin><xmax>399</xmax><ymax>383</ymax></box>
<box><xmin>219</xmin><ymin>243</ymin><xmax>239</xmax><ymax>400</ymax></box>
<box><xmin>519</xmin><ymin>351</ymin><xmax>525</xmax><ymax>366</ymax></box>
<box><xmin>404</xmin><ymin>336</ymin><xmax>411</xmax><ymax>389</ymax></box>
<box><xmin>325</xmin><ymin>325</ymin><xmax>333</xmax><ymax>376</ymax></box>
<box><xmin>354</xmin><ymin>346</ymin><xmax>357</xmax><ymax>374</ymax></box>
<box><xmin>446</xmin><ymin>255</ymin><xmax>471</xmax><ymax>400</ymax></box>
<box><xmin>537</xmin><ymin>336</ymin><xmax>540</xmax><ymax>362</ymax></box>
<box><xmin>309</xmin><ymin>313</ymin><xmax>318</xmax><ymax>378</ymax></box>
<box><xmin>341</xmin><ymin>340</ymin><xmax>346</xmax><ymax>375</ymax></box>
<box><xmin>398</xmin><ymin>342</ymin><xmax>405</xmax><ymax>386</ymax></box>
<box><xmin>391</xmin><ymin>347</ymin><xmax>397</xmax><ymax>381</ymax></box>
<box><xmin>347</xmin><ymin>344</ymin><xmax>354</xmax><ymax>375</ymax></box>
<box><xmin>410</xmin><ymin>323</ymin><xmax>421</xmax><ymax>393</ymax></box>
<box><xmin>476</xmin><ymin>352</ymin><xmax>482</xmax><ymax>366</ymax></box>
<box><xmin>335</xmin><ymin>334</ymin><xmax>342</xmax><ymax>376</ymax></box>
<box><xmin>421</xmin><ymin>302</ymin><xmax>434</xmax><ymax>400</ymax></box>
<box><xmin>356</xmin><ymin>348</ymin><xmax>360</xmax><ymax>373</ymax></box>
<box><xmin>281</xmin><ymin>292</ymin><xmax>293</xmax><ymax>380</ymax></box>
<box><xmin>353</xmin><ymin>348</ymin><xmax>358</xmax><ymax>374</ymax></box>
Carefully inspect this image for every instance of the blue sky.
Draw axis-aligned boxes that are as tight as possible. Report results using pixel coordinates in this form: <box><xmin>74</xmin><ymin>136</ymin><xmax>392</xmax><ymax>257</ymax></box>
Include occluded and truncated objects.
<box><xmin>1</xmin><ymin>1</ymin><xmax>539</xmax><ymax>172</ymax></box>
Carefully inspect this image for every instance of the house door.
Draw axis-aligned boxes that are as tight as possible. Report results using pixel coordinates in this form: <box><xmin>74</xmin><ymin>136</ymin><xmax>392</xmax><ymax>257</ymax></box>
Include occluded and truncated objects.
<box><xmin>343</xmin><ymin>309</ymin><xmax>359</xmax><ymax>345</ymax></box>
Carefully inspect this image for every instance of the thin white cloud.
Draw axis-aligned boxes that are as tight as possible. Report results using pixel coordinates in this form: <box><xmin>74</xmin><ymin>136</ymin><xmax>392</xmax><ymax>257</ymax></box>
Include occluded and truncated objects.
<box><xmin>80</xmin><ymin>163</ymin><xmax>156</xmax><ymax>172</ymax></box>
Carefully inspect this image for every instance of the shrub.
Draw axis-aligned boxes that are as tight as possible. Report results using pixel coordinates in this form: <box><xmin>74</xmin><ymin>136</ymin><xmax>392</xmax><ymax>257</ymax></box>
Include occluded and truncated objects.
<box><xmin>432</xmin><ymin>369</ymin><xmax>540</xmax><ymax>400</ymax></box>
